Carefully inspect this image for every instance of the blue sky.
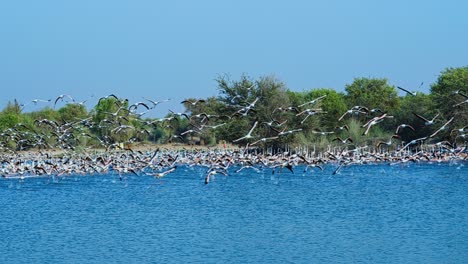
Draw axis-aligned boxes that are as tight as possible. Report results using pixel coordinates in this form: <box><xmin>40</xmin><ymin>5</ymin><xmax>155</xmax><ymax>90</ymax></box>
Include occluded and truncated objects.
<box><xmin>0</xmin><ymin>0</ymin><xmax>467</xmax><ymax>117</ymax></box>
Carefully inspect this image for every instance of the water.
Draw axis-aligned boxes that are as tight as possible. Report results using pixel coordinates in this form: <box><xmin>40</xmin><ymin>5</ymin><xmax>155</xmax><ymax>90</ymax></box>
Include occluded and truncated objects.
<box><xmin>1</xmin><ymin>162</ymin><xmax>467</xmax><ymax>263</ymax></box>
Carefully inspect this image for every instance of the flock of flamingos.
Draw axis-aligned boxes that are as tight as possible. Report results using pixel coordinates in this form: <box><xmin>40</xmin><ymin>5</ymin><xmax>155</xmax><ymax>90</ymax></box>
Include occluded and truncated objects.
<box><xmin>1</xmin><ymin>88</ymin><xmax>467</xmax><ymax>184</ymax></box>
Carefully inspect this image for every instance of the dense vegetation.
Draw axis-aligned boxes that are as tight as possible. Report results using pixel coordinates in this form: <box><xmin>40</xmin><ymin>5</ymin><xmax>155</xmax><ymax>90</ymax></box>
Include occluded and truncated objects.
<box><xmin>0</xmin><ymin>66</ymin><xmax>466</xmax><ymax>153</ymax></box>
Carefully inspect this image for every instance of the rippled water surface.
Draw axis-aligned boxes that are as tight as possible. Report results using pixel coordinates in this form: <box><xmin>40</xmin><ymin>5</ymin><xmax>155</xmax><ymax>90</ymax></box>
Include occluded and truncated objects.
<box><xmin>1</xmin><ymin>162</ymin><xmax>467</xmax><ymax>263</ymax></box>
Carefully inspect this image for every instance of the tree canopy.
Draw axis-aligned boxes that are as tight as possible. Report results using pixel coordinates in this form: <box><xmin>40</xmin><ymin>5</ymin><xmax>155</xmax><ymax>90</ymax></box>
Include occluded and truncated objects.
<box><xmin>0</xmin><ymin>66</ymin><xmax>466</xmax><ymax>153</ymax></box>
<box><xmin>345</xmin><ymin>77</ymin><xmax>400</xmax><ymax>112</ymax></box>
<box><xmin>430</xmin><ymin>67</ymin><xmax>468</xmax><ymax>137</ymax></box>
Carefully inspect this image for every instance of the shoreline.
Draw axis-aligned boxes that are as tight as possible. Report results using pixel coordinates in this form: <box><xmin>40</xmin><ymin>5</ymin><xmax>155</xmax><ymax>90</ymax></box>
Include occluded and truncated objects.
<box><xmin>1</xmin><ymin>142</ymin><xmax>466</xmax><ymax>180</ymax></box>
<box><xmin>1</xmin><ymin>141</ymin><xmax>467</xmax><ymax>160</ymax></box>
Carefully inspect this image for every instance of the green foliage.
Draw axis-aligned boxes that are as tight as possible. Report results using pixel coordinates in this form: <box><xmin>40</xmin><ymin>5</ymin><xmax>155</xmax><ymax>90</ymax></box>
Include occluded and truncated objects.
<box><xmin>2</xmin><ymin>100</ymin><xmax>22</xmax><ymax>115</ymax></box>
<box><xmin>345</xmin><ymin>77</ymin><xmax>400</xmax><ymax>112</ymax></box>
<box><xmin>214</xmin><ymin>74</ymin><xmax>293</xmax><ymax>144</ymax></box>
<box><xmin>216</xmin><ymin>73</ymin><xmax>256</xmax><ymax>104</ymax></box>
<box><xmin>393</xmin><ymin>93</ymin><xmax>435</xmax><ymax>141</ymax></box>
<box><xmin>430</xmin><ymin>66</ymin><xmax>468</xmax><ymax>138</ymax></box>
<box><xmin>27</xmin><ymin>107</ymin><xmax>60</xmax><ymax>121</ymax></box>
<box><xmin>0</xmin><ymin>100</ymin><xmax>31</xmax><ymax>131</ymax></box>
<box><xmin>347</xmin><ymin>119</ymin><xmax>364</xmax><ymax>146</ymax></box>
<box><xmin>0</xmin><ymin>69</ymin><xmax>465</xmax><ymax>151</ymax></box>
<box><xmin>151</xmin><ymin>127</ymin><xmax>167</xmax><ymax>143</ymax></box>
<box><xmin>289</xmin><ymin>88</ymin><xmax>347</xmax><ymax>130</ymax></box>
<box><xmin>58</xmin><ymin>104</ymin><xmax>88</xmax><ymax>123</ymax></box>
<box><xmin>0</xmin><ymin>113</ymin><xmax>20</xmax><ymax>131</ymax></box>
<box><xmin>90</xmin><ymin>97</ymin><xmax>130</xmax><ymax>142</ymax></box>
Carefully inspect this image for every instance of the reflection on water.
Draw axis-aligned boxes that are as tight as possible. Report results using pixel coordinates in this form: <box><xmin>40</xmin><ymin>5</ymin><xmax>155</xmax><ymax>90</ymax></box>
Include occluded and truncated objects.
<box><xmin>0</xmin><ymin>163</ymin><xmax>467</xmax><ymax>263</ymax></box>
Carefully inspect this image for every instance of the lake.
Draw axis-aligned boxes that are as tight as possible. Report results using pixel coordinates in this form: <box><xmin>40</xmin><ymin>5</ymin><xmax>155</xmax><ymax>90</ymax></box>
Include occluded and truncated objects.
<box><xmin>1</xmin><ymin>162</ymin><xmax>467</xmax><ymax>263</ymax></box>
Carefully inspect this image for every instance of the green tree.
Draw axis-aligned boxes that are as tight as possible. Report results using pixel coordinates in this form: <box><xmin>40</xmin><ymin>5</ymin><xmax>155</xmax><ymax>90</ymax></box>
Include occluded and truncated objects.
<box><xmin>181</xmin><ymin>96</ymin><xmax>226</xmax><ymax>145</ymax></box>
<box><xmin>345</xmin><ymin>77</ymin><xmax>400</xmax><ymax>113</ymax></box>
<box><xmin>27</xmin><ymin>107</ymin><xmax>60</xmax><ymax>121</ymax></box>
<box><xmin>2</xmin><ymin>99</ymin><xmax>22</xmax><ymax>115</ymax></box>
<box><xmin>0</xmin><ymin>100</ymin><xmax>23</xmax><ymax>131</ymax></box>
<box><xmin>288</xmin><ymin>88</ymin><xmax>347</xmax><ymax>130</ymax></box>
<box><xmin>90</xmin><ymin>96</ymin><xmax>130</xmax><ymax>142</ymax></box>
<box><xmin>343</xmin><ymin>78</ymin><xmax>400</xmax><ymax>138</ymax></box>
<box><xmin>430</xmin><ymin>66</ymin><xmax>468</xmax><ymax>140</ymax></box>
<box><xmin>58</xmin><ymin>104</ymin><xmax>88</xmax><ymax>122</ymax></box>
<box><xmin>0</xmin><ymin>113</ymin><xmax>20</xmax><ymax>131</ymax></box>
<box><xmin>215</xmin><ymin>74</ymin><xmax>293</xmax><ymax>145</ymax></box>
<box><xmin>393</xmin><ymin>93</ymin><xmax>435</xmax><ymax>142</ymax></box>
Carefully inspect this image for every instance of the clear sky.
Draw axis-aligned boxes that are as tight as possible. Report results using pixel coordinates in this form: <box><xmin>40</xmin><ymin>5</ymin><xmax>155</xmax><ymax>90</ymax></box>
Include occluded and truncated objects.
<box><xmin>0</xmin><ymin>0</ymin><xmax>467</xmax><ymax>117</ymax></box>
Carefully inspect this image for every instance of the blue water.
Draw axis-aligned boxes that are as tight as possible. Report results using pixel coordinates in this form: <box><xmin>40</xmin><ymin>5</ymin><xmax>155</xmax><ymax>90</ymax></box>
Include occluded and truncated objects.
<box><xmin>1</xmin><ymin>162</ymin><xmax>467</xmax><ymax>264</ymax></box>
